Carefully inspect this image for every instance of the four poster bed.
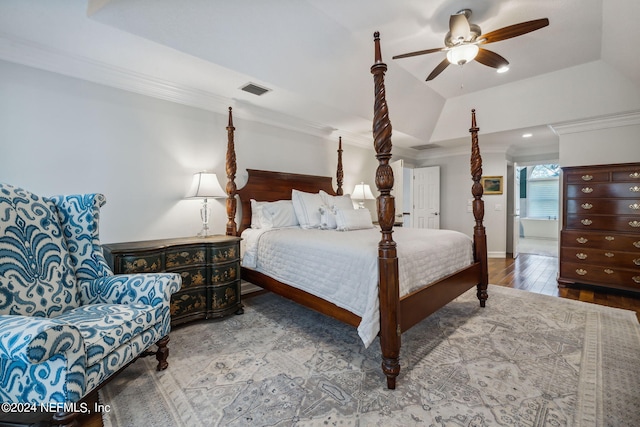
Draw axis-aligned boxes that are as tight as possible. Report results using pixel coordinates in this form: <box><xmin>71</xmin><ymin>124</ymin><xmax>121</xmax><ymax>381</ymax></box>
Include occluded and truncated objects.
<box><xmin>223</xmin><ymin>32</ymin><xmax>489</xmax><ymax>389</ymax></box>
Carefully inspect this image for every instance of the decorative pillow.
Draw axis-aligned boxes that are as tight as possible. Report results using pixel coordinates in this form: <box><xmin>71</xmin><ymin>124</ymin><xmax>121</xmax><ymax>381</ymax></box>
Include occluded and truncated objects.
<box><xmin>318</xmin><ymin>205</ymin><xmax>337</xmax><ymax>230</ymax></box>
<box><xmin>291</xmin><ymin>190</ymin><xmax>325</xmax><ymax>229</ymax></box>
<box><xmin>319</xmin><ymin>190</ymin><xmax>354</xmax><ymax>211</ymax></box>
<box><xmin>260</xmin><ymin>200</ymin><xmax>299</xmax><ymax>229</ymax></box>
<box><xmin>335</xmin><ymin>208</ymin><xmax>374</xmax><ymax>231</ymax></box>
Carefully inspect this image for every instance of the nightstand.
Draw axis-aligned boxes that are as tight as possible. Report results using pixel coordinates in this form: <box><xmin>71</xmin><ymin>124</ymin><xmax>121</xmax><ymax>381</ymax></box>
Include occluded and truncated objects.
<box><xmin>103</xmin><ymin>235</ymin><xmax>242</xmax><ymax>326</ymax></box>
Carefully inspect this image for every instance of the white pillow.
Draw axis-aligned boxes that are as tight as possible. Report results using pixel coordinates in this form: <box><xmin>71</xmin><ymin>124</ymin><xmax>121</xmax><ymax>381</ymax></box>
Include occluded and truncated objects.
<box><xmin>291</xmin><ymin>189</ymin><xmax>325</xmax><ymax>229</ymax></box>
<box><xmin>318</xmin><ymin>205</ymin><xmax>337</xmax><ymax>230</ymax></box>
<box><xmin>250</xmin><ymin>199</ymin><xmax>265</xmax><ymax>228</ymax></box>
<box><xmin>335</xmin><ymin>208</ymin><xmax>374</xmax><ymax>231</ymax></box>
<box><xmin>261</xmin><ymin>200</ymin><xmax>299</xmax><ymax>229</ymax></box>
<box><xmin>319</xmin><ymin>190</ymin><xmax>355</xmax><ymax>211</ymax></box>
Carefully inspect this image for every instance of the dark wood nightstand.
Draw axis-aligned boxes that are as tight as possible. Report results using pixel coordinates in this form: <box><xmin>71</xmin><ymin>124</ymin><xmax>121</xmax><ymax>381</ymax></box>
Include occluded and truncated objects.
<box><xmin>103</xmin><ymin>235</ymin><xmax>242</xmax><ymax>326</ymax></box>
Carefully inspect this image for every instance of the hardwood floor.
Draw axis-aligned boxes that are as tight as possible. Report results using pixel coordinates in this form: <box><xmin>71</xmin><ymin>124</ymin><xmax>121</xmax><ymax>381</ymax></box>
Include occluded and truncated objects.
<box><xmin>490</xmin><ymin>253</ymin><xmax>640</xmax><ymax>321</ymax></box>
<box><xmin>73</xmin><ymin>253</ymin><xmax>640</xmax><ymax>427</ymax></box>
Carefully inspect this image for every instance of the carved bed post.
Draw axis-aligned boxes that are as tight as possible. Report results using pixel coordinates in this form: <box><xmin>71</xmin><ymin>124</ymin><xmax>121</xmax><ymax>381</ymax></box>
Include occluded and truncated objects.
<box><xmin>469</xmin><ymin>109</ymin><xmax>489</xmax><ymax>306</ymax></box>
<box><xmin>226</xmin><ymin>107</ymin><xmax>238</xmax><ymax>237</ymax></box>
<box><xmin>336</xmin><ymin>136</ymin><xmax>344</xmax><ymax>196</ymax></box>
<box><xmin>371</xmin><ymin>31</ymin><xmax>400</xmax><ymax>390</ymax></box>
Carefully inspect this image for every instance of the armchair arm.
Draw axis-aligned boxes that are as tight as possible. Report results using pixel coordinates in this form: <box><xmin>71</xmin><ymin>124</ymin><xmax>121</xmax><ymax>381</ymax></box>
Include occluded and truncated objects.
<box><xmin>78</xmin><ymin>273</ymin><xmax>182</xmax><ymax>307</ymax></box>
<box><xmin>0</xmin><ymin>316</ymin><xmax>83</xmax><ymax>364</ymax></box>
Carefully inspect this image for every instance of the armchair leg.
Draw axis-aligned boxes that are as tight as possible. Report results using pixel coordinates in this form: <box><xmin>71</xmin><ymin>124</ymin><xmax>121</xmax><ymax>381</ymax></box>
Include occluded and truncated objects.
<box><xmin>52</xmin><ymin>410</ymin><xmax>80</xmax><ymax>427</ymax></box>
<box><xmin>155</xmin><ymin>335</ymin><xmax>170</xmax><ymax>371</ymax></box>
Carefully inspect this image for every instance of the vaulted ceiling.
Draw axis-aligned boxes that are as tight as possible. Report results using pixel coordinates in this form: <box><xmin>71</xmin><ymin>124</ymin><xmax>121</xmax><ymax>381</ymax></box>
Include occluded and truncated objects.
<box><xmin>1</xmin><ymin>0</ymin><xmax>638</xmax><ymax>156</ymax></box>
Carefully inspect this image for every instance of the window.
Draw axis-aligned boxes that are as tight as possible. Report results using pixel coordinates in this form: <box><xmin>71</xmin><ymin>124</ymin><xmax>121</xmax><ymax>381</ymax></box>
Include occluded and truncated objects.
<box><xmin>527</xmin><ymin>164</ymin><xmax>559</xmax><ymax>219</ymax></box>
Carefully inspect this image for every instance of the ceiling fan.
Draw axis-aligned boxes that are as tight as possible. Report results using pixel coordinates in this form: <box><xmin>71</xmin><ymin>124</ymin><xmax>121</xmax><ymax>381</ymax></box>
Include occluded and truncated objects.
<box><xmin>392</xmin><ymin>9</ymin><xmax>549</xmax><ymax>81</ymax></box>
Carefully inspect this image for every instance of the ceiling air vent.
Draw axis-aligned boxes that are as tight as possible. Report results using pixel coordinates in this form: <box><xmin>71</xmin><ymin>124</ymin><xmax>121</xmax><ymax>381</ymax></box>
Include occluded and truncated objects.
<box><xmin>241</xmin><ymin>83</ymin><xmax>270</xmax><ymax>96</ymax></box>
<box><xmin>410</xmin><ymin>144</ymin><xmax>439</xmax><ymax>150</ymax></box>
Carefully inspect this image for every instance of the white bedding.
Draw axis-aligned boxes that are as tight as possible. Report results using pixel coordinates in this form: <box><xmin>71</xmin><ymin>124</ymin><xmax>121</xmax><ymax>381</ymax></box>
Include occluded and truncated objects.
<box><xmin>241</xmin><ymin>226</ymin><xmax>474</xmax><ymax>347</ymax></box>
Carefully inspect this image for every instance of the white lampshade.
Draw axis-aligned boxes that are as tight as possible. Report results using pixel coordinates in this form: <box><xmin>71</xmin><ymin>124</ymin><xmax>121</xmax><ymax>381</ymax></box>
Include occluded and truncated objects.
<box><xmin>446</xmin><ymin>44</ymin><xmax>479</xmax><ymax>65</ymax></box>
<box><xmin>352</xmin><ymin>182</ymin><xmax>375</xmax><ymax>209</ymax></box>
<box><xmin>186</xmin><ymin>172</ymin><xmax>226</xmax><ymax>199</ymax></box>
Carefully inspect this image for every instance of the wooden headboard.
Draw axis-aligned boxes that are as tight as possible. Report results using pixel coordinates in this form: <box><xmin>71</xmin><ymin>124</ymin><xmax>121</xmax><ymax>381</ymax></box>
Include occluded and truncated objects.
<box><xmin>235</xmin><ymin>169</ymin><xmax>337</xmax><ymax>235</ymax></box>
<box><xmin>224</xmin><ymin>107</ymin><xmax>345</xmax><ymax>236</ymax></box>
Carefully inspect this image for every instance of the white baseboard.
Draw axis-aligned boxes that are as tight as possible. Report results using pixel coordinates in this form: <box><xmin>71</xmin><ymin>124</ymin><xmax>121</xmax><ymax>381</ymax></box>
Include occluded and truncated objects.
<box><xmin>241</xmin><ymin>281</ymin><xmax>262</xmax><ymax>295</ymax></box>
<box><xmin>488</xmin><ymin>251</ymin><xmax>507</xmax><ymax>258</ymax></box>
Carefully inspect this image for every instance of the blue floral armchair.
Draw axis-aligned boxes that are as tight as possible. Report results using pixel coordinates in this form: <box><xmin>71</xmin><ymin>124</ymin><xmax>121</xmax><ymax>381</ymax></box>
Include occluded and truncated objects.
<box><xmin>0</xmin><ymin>183</ymin><xmax>181</xmax><ymax>425</ymax></box>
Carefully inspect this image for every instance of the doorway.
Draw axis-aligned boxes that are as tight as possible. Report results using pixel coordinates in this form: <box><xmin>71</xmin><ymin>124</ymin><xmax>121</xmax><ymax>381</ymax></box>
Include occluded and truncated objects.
<box><xmin>513</xmin><ymin>163</ymin><xmax>560</xmax><ymax>257</ymax></box>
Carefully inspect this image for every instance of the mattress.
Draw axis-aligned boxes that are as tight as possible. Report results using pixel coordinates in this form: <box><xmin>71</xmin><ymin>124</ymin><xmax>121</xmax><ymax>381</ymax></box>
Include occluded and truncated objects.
<box><xmin>241</xmin><ymin>226</ymin><xmax>474</xmax><ymax>347</ymax></box>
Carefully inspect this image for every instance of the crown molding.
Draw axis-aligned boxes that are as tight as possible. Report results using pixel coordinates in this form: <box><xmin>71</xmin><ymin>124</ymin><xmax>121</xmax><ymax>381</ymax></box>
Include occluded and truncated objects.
<box><xmin>0</xmin><ymin>33</ymin><xmax>373</xmax><ymax>148</ymax></box>
<box><xmin>551</xmin><ymin>111</ymin><xmax>640</xmax><ymax>135</ymax></box>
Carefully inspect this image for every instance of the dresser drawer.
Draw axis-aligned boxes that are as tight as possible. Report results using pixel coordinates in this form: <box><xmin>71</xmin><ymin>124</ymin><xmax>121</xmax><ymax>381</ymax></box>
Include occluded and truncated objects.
<box><xmin>565</xmin><ymin>215</ymin><xmax>640</xmax><ymax>232</ymax></box>
<box><xmin>166</xmin><ymin>246</ymin><xmax>206</xmax><ymax>268</ymax></box>
<box><xmin>116</xmin><ymin>252</ymin><xmax>163</xmax><ymax>273</ymax></box>
<box><xmin>210</xmin><ymin>281</ymin><xmax>240</xmax><ymax>314</ymax></box>
<box><xmin>174</xmin><ymin>266</ymin><xmax>208</xmax><ymax>289</ymax></box>
<box><xmin>211</xmin><ymin>262</ymin><xmax>239</xmax><ymax>285</ymax></box>
<box><xmin>210</xmin><ymin>244</ymin><xmax>239</xmax><ymax>264</ymax></box>
<box><xmin>565</xmin><ymin>171</ymin><xmax>610</xmax><ymax>183</ymax></box>
<box><xmin>562</xmin><ymin>231</ymin><xmax>640</xmax><ymax>251</ymax></box>
<box><xmin>171</xmin><ymin>289</ymin><xmax>207</xmax><ymax>323</ymax></box>
<box><xmin>561</xmin><ymin>247</ymin><xmax>640</xmax><ymax>268</ymax></box>
<box><xmin>566</xmin><ymin>199</ymin><xmax>640</xmax><ymax>215</ymax></box>
<box><xmin>613</xmin><ymin>170</ymin><xmax>640</xmax><ymax>182</ymax></box>
<box><xmin>561</xmin><ymin>261</ymin><xmax>640</xmax><ymax>289</ymax></box>
<box><xmin>567</xmin><ymin>183</ymin><xmax>640</xmax><ymax>199</ymax></box>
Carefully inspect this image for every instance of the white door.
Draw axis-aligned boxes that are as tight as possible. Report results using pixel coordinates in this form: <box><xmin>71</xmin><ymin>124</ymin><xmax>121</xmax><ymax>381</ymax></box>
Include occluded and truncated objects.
<box><xmin>413</xmin><ymin>166</ymin><xmax>440</xmax><ymax>229</ymax></box>
<box><xmin>513</xmin><ymin>165</ymin><xmax>521</xmax><ymax>258</ymax></box>
<box><xmin>391</xmin><ymin>159</ymin><xmax>404</xmax><ymax>226</ymax></box>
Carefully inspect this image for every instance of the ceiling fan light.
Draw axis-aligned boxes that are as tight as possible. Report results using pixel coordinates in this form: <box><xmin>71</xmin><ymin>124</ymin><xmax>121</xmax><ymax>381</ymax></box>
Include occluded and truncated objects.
<box><xmin>446</xmin><ymin>44</ymin><xmax>479</xmax><ymax>65</ymax></box>
<box><xmin>497</xmin><ymin>65</ymin><xmax>510</xmax><ymax>73</ymax></box>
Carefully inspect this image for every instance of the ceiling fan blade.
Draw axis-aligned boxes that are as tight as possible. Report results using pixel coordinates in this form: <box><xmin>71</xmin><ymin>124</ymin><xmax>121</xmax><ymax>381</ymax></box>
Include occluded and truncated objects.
<box><xmin>475</xmin><ymin>48</ymin><xmax>509</xmax><ymax>69</ymax></box>
<box><xmin>392</xmin><ymin>47</ymin><xmax>445</xmax><ymax>60</ymax></box>
<box><xmin>449</xmin><ymin>13</ymin><xmax>471</xmax><ymax>42</ymax></box>
<box><xmin>480</xmin><ymin>18</ymin><xmax>549</xmax><ymax>44</ymax></box>
<box><xmin>426</xmin><ymin>58</ymin><xmax>450</xmax><ymax>81</ymax></box>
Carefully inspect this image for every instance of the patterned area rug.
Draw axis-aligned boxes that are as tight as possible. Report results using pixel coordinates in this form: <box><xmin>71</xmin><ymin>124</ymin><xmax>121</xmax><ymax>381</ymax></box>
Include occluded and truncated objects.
<box><xmin>100</xmin><ymin>285</ymin><xmax>640</xmax><ymax>426</ymax></box>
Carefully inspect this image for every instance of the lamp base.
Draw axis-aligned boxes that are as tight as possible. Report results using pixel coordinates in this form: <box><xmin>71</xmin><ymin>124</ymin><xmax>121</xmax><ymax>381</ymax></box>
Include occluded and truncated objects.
<box><xmin>197</xmin><ymin>227</ymin><xmax>211</xmax><ymax>237</ymax></box>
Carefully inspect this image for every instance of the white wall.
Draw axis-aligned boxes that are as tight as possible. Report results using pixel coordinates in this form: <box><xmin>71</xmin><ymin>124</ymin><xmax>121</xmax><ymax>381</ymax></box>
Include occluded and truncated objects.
<box><xmin>555</xmin><ymin>116</ymin><xmax>640</xmax><ymax>167</ymax></box>
<box><xmin>0</xmin><ymin>60</ymin><xmax>379</xmax><ymax>244</ymax></box>
<box><xmin>415</xmin><ymin>151</ymin><xmax>508</xmax><ymax>257</ymax></box>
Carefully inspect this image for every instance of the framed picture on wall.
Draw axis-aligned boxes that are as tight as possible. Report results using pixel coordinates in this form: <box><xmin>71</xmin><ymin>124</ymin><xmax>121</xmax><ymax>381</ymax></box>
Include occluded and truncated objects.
<box><xmin>481</xmin><ymin>176</ymin><xmax>503</xmax><ymax>195</ymax></box>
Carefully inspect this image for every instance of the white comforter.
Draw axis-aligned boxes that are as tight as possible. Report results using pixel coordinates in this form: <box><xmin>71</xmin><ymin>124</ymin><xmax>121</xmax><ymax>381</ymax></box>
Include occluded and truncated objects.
<box><xmin>242</xmin><ymin>226</ymin><xmax>473</xmax><ymax>347</ymax></box>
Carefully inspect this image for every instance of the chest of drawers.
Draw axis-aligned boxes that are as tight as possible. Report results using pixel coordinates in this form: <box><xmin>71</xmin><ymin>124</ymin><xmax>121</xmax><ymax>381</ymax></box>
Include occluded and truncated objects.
<box><xmin>103</xmin><ymin>235</ymin><xmax>242</xmax><ymax>326</ymax></box>
<box><xmin>558</xmin><ymin>163</ymin><xmax>640</xmax><ymax>292</ymax></box>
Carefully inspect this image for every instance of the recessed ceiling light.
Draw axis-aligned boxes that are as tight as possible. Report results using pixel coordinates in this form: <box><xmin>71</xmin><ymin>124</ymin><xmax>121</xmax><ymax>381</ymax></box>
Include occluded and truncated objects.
<box><xmin>522</xmin><ymin>133</ymin><xmax>533</xmax><ymax>138</ymax></box>
<box><xmin>497</xmin><ymin>66</ymin><xmax>509</xmax><ymax>74</ymax></box>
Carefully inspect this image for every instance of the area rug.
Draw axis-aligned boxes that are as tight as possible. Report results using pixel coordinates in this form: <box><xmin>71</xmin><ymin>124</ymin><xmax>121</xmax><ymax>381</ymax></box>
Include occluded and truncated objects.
<box><xmin>100</xmin><ymin>285</ymin><xmax>640</xmax><ymax>426</ymax></box>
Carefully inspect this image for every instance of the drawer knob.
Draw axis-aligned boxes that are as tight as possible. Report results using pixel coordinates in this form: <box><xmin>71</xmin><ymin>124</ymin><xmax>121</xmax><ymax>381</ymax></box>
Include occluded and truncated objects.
<box><xmin>605</xmin><ymin>252</ymin><xmax>614</xmax><ymax>258</ymax></box>
<box><xmin>581</xmin><ymin>203</ymin><xmax>593</xmax><ymax>210</ymax></box>
<box><xmin>604</xmin><ymin>269</ymin><xmax>614</xmax><ymax>274</ymax></box>
<box><xmin>630</xmin><ymin>203</ymin><xmax>640</xmax><ymax>210</ymax></box>
<box><xmin>581</xmin><ymin>174</ymin><xmax>593</xmax><ymax>181</ymax></box>
<box><xmin>634</xmin><ymin>276</ymin><xmax>640</xmax><ymax>284</ymax></box>
<box><xmin>629</xmin><ymin>220</ymin><xmax>640</xmax><ymax>228</ymax></box>
<box><xmin>576</xmin><ymin>269</ymin><xmax>587</xmax><ymax>276</ymax></box>
<box><xmin>605</xmin><ymin>236</ymin><xmax>615</xmax><ymax>241</ymax></box>
<box><xmin>576</xmin><ymin>237</ymin><xmax>588</xmax><ymax>244</ymax></box>
<box><xmin>576</xmin><ymin>253</ymin><xmax>588</xmax><ymax>260</ymax></box>
<box><xmin>631</xmin><ymin>186</ymin><xmax>640</xmax><ymax>193</ymax></box>
<box><xmin>630</xmin><ymin>172</ymin><xmax>640</xmax><ymax>179</ymax></box>
<box><xmin>581</xmin><ymin>219</ymin><xmax>593</xmax><ymax>226</ymax></box>
<box><xmin>581</xmin><ymin>187</ymin><xmax>593</xmax><ymax>194</ymax></box>
<box><xmin>634</xmin><ymin>258</ymin><xmax>640</xmax><ymax>266</ymax></box>
<box><xmin>634</xmin><ymin>241</ymin><xmax>640</xmax><ymax>248</ymax></box>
